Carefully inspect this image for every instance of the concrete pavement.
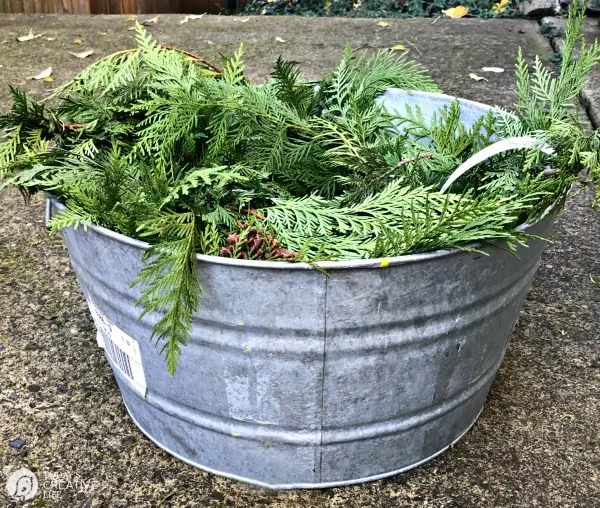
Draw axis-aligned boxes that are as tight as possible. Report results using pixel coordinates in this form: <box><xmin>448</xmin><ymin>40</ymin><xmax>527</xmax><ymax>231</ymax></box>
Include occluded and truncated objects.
<box><xmin>0</xmin><ymin>14</ymin><xmax>599</xmax><ymax>508</ymax></box>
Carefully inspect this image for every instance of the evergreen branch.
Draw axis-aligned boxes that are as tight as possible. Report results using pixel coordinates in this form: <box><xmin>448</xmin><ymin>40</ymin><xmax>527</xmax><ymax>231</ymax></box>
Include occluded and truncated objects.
<box><xmin>222</xmin><ymin>44</ymin><xmax>246</xmax><ymax>85</ymax></box>
<box><xmin>47</xmin><ymin>205</ymin><xmax>93</xmax><ymax>233</ymax></box>
<box><xmin>0</xmin><ymin>2</ymin><xmax>597</xmax><ymax>373</ymax></box>
<box><xmin>133</xmin><ymin>211</ymin><xmax>200</xmax><ymax>375</ymax></box>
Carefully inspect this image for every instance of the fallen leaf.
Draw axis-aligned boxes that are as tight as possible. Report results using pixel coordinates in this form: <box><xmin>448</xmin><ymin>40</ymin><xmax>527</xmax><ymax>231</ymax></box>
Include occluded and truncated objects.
<box><xmin>142</xmin><ymin>15</ymin><xmax>159</xmax><ymax>26</ymax></box>
<box><xmin>31</xmin><ymin>67</ymin><xmax>52</xmax><ymax>80</ymax></box>
<box><xmin>45</xmin><ymin>36</ymin><xmax>56</xmax><ymax>41</ymax></box>
<box><xmin>127</xmin><ymin>15</ymin><xmax>136</xmax><ymax>21</ymax></box>
<box><xmin>127</xmin><ymin>27</ymin><xmax>135</xmax><ymax>31</ymax></box>
<box><xmin>42</xmin><ymin>76</ymin><xmax>54</xmax><ymax>83</ymax></box>
<box><xmin>236</xmin><ymin>17</ymin><xmax>250</xmax><ymax>22</ymax></box>
<box><xmin>275</xmin><ymin>36</ymin><xmax>286</xmax><ymax>43</ymax></box>
<box><xmin>377</xmin><ymin>21</ymin><xmax>390</xmax><ymax>27</ymax></box>
<box><xmin>17</xmin><ymin>29</ymin><xmax>43</xmax><ymax>42</ymax></box>
<box><xmin>1</xmin><ymin>40</ymin><xmax>7</xmax><ymax>44</ymax></box>
<box><xmin>492</xmin><ymin>0</ymin><xmax>509</xmax><ymax>14</ymax></box>
<box><xmin>391</xmin><ymin>43</ymin><xmax>408</xmax><ymax>51</ymax></box>
<box><xmin>73</xmin><ymin>36</ymin><xmax>82</xmax><ymax>44</ymax></box>
<box><xmin>71</xmin><ymin>49</ymin><xmax>94</xmax><ymax>59</ymax></box>
<box><xmin>481</xmin><ymin>66</ymin><xmax>504</xmax><ymax>73</ymax></box>
<box><xmin>179</xmin><ymin>14</ymin><xmax>205</xmax><ymax>24</ymax></box>
<box><xmin>469</xmin><ymin>73</ymin><xmax>488</xmax><ymax>82</ymax></box>
<box><xmin>442</xmin><ymin>6</ymin><xmax>469</xmax><ymax>18</ymax></box>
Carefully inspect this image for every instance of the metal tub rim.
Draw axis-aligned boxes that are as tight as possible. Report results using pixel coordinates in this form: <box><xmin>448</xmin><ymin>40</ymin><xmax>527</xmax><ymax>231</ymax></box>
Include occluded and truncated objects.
<box><xmin>49</xmin><ymin>199</ymin><xmax>554</xmax><ymax>271</ymax></box>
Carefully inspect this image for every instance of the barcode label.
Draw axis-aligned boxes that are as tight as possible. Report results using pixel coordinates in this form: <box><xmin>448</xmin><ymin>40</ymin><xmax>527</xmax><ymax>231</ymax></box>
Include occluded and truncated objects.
<box><xmin>87</xmin><ymin>298</ymin><xmax>147</xmax><ymax>398</ymax></box>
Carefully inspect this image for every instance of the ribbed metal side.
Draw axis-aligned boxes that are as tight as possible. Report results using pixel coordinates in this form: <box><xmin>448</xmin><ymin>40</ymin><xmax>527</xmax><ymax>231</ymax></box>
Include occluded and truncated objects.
<box><xmin>53</xmin><ymin>90</ymin><xmax>555</xmax><ymax>488</ymax></box>
<box><xmin>58</xmin><ymin>212</ymin><xmax>553</xmax><ymax>488</ymax></box>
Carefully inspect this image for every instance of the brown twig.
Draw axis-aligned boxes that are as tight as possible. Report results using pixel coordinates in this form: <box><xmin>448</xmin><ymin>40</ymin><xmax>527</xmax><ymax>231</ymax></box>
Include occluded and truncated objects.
<box><xmin>394</xmin><ymin>152</ymin><xmax>433</xmax><ymax>170</ymax></box>
<box><xmin>158</xmin><ymin>44</ymin><xmax>223</xmax><ymax>74</ymax></box>
<box><xmin>59</xmin><ymin>123</ymin><xmax>87</xmax><ymax>133</ymax></box>
<box><xmin>240</xmin><ymin>208</ymin><xmax>266</xmax><ymax>221</ymax></box>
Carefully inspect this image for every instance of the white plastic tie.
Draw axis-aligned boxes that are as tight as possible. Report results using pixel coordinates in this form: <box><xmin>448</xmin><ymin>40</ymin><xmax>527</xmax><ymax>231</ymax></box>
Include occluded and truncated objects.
<box><xmin>440</xmin><ymin>136</ymin><xmax>555</xmax><ymax>193</ymax></box>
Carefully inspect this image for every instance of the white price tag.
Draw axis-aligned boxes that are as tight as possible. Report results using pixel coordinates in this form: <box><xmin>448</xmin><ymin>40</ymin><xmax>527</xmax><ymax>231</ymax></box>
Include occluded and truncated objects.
<box><xmin>86</xmin><ymin>297</ymin><xmax>147</xmax><ymax>398</ymax></box>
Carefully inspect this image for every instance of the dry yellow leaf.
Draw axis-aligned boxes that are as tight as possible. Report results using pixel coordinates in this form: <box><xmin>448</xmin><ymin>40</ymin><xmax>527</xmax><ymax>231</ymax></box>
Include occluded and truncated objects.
<box><xmin>492</xmin><ymin>0</ymin><xmax>510</xmax><ymax>14</ymax></box>
<box><xmin>71</xmin><ymin>49</ymin><xmax>94</xmax><ymax>59</ymax></box>
<box><xmin>469</xmin><ymin>73</ymin><xmax>488</xmax><ymax>82</ymax></box>
<box><xmin>42</xmin><ymin>76</ymin><xmax>54</xmax><ymax>83</ymax></box>
<box><xmin>377</xmin><ymin>21</ymin><xmax>390</xmax><ymax>27</ymax></box>
<box><xmin>179</xmin><ymin>14</ymin><xmax>204</xmax><ymax>24</ymax></box>
<box><xmin>31</xmin><ymin>67</ymin><xmax>52</xmax><ymax>80</ymax></box>
<box><xmin>17</xmin><ymin>29</ymin><xmax>43</xmax><ymax>42</ymax></box>
<box><xmin>442</xmin><ymin>6</ymin><xmax>469</xmax><ymax>18</ymax></box>
<box><xmin>73</xmin><ymin>36</ymin><xmax>82</xmax><ymax>45</ymax></box>
<box><xmin>391</xmin><ymin>44</ymin><xmax>408</xmax><ymax>51</ymax></box>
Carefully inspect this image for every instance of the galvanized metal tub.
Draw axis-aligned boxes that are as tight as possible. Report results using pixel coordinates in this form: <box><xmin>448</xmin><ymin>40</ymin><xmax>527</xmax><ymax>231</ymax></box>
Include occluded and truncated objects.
<box><xmin>51</xmin><ymin>90</ymin><xmax>555</xmax><ymax>489</ymax></box>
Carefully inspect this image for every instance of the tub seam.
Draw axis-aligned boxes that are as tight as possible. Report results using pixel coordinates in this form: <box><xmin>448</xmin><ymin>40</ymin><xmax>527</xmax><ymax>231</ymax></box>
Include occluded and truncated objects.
<box><xmin>318</xmin><ymin>276</ymin><xmax>329</xmax><ymax>482</ymax></box>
